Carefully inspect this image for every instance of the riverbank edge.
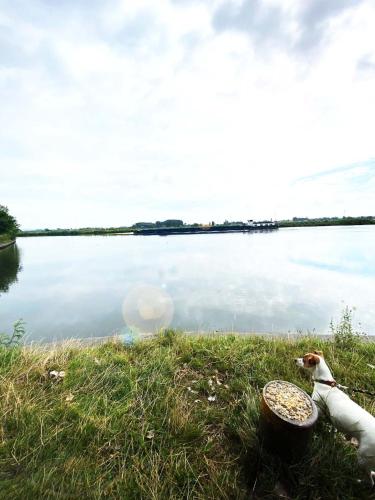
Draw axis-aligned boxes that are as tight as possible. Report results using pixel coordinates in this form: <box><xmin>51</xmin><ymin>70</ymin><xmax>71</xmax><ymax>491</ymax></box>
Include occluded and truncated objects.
<box><xmin>0</xmin><ymin>239</ymin><xmax>16</xmax><ymax>250</ymax></box>
<box><xmin>1</xmin><ymin>333</ymin><xmax>374</xmax><ymax>498</ymax></box>
<box><xmin>31</xmin><ymin>329</ymin><xmax>375</xmax><ymax>349</ymax></box>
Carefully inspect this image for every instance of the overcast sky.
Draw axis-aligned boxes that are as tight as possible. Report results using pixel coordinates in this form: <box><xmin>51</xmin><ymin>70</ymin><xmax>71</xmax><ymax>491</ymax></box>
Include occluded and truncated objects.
<box><xmin>1</xmin><ymin>0</ymin><xmax>375</xmax><ymax>229</ymax></box>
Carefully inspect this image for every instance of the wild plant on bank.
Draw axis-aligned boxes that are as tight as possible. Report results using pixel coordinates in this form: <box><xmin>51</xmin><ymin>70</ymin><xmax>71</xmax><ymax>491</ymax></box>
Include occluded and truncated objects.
<box><xmin>0</xmin><ymin>319</ymin><xmax>25</xmax><ymax>347</ymax></box>
<box><xmin>330</xmin><ymin>307</ymin><xmax>366</xmax><ymax>348</ymax></box>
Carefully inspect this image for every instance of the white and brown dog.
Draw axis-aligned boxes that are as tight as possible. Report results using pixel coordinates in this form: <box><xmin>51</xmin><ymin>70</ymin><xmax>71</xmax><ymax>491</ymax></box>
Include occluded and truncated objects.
<box><xmin>295</xmin><ymin>351</ymin><xmax>375</xmax><ymax>487</ymax></box>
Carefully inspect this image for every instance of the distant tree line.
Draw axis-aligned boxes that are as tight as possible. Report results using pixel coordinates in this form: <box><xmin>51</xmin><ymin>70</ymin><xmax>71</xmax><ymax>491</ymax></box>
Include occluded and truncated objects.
<box><xmin>19</xmin><ymin>226</ymin><xmax>133</xmax><ymax>237</ymax></box>
<box><xmin>279</xmin><ymin>216</ymin><xmax>375</xmax><ymax>227</ymax></box>
<box><xmin>132</xmin><ymin>220</ymin><xmax>184</xmax><ymax>229</ymax></box>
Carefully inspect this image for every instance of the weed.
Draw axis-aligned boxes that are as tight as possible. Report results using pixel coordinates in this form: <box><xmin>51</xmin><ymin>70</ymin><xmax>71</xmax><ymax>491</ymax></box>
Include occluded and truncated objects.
<box><xmin>0</xmin><ymin>319</ymin><xmax>25</xmax><ymax>347</ymax></box>
<box><xmin>330</xmin><ymin>307</ymin><xmax>366</xmax><ymax>349</ymax></box>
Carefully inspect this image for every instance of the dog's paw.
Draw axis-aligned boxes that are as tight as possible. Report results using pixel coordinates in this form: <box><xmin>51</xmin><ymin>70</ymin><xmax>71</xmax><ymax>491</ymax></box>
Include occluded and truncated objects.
<box><xmin>356</xmin><ymin>476</ymin><xmax>375</xmax><ymax>489</ymax></box>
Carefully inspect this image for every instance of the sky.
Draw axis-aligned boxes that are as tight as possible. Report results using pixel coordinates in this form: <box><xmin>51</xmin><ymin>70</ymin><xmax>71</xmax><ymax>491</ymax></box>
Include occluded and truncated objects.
<box><xmin>1</xmin><ymin>0</ymin><xmax>375</xmax><ymax>229</ymax></box>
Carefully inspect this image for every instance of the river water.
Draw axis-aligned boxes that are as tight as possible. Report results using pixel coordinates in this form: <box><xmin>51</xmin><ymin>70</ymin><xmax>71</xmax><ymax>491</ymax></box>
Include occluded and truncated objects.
<box><xmin>0</xmin><ymin>226</ymin><xmax>374</xmax><ymax>341</ymax></box>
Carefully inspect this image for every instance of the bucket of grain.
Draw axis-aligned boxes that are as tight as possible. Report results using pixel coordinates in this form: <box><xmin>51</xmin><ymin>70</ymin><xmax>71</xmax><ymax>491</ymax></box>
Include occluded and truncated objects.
<box><xmin>260</xmin><ymin>380</ymin><xmax>318</xmax><ymax>460</ymax></box>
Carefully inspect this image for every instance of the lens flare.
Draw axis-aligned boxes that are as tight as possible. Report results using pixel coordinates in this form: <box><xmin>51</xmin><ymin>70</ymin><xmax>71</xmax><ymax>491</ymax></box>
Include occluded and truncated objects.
<box><xmin>122</xmin><ymin>284</ymin><xmax>174</xmax><ymax>333</ymax></box>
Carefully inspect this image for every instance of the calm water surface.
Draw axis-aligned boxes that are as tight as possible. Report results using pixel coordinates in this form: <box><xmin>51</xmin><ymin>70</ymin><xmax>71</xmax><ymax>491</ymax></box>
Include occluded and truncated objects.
<box><xmin>0</xmin><ymin>226</ymin><xmax>374</xmax><ymax>341</ymax></box>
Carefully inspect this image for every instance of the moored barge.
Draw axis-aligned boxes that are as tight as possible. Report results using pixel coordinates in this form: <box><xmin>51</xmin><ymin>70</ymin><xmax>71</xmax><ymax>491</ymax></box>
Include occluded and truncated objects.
<box><xmin>135</xmin><ymin>221</ymin><xmax>278</xmax><ymax>236</ymax></box>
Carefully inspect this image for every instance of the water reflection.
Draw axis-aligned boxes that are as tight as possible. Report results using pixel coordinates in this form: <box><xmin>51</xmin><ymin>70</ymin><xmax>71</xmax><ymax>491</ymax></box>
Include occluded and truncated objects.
<box><xmin>0</xmin><ymin>244</ymin><xmax>22</xmax><ymax>294</ymax></box>
<box><xmin>0</xmin><ymin>227</ymin><xmax>374</xmax><ymax>341</ymax></box>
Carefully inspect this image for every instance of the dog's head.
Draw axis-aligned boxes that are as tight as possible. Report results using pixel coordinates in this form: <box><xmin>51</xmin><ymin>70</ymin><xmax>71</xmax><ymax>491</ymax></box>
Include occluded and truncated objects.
<box><xmin>295</xmin><ymin>350</ymin><xmax>323</xmax><ymax>371</ymax></box>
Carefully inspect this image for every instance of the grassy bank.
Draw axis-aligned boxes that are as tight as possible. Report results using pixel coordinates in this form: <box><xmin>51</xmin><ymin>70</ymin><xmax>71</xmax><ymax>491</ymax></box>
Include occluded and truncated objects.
<box><xmin>1</xmin><ymin>333</ymin><xmax>374</xmax><ymax>499</ymax></box>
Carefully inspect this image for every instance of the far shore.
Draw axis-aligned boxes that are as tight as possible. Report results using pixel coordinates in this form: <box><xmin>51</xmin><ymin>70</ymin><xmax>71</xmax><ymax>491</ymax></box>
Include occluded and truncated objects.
<box><xmin>17</xmin><ymin>218</ymin><xmax>375</xmax><ymax>238</ymax></box>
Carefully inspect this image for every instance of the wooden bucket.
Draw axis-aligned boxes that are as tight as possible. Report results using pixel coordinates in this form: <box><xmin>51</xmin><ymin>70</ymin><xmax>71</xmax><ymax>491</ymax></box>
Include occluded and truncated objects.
<box><xmin>259</xmin><ymin>380</ymin><xmax>318</xmax><ymax>461</ymax></box>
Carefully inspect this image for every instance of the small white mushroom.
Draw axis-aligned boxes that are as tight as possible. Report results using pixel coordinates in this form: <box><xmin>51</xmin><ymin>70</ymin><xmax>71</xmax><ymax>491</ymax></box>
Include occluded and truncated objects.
<box><xmin>49</xmin><ymin>370</ymin><xmax>66</xmax><ymax>380</ymax></box>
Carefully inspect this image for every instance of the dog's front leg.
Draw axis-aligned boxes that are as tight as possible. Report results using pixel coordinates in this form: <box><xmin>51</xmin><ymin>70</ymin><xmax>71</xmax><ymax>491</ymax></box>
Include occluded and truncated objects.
<box><xmin>312</xmin><ymin>392</ymin><xmax>327</xmax><ymax>418</ymax></box>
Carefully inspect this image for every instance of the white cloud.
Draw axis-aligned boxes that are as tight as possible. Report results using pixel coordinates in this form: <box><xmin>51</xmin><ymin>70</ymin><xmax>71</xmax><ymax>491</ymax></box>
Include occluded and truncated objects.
<box><xmin>0</xmin><ymin>0</ymin><xmax>375</xmax><ymax>228</ymax></box>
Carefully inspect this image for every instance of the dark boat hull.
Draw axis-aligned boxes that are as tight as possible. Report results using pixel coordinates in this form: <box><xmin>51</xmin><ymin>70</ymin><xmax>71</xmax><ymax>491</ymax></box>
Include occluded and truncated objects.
<box><xmin>135</xmin><ymin>224</ymin><xmax>278</xmax><ymax>236</ymax></box>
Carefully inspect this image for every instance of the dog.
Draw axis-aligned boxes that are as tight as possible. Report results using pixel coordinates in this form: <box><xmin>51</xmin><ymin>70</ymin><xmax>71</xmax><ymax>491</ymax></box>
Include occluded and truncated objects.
<box><xmin>295</xmin><ymin>350</ymin><xmax>375</xmax><ymax>487</ymax></box>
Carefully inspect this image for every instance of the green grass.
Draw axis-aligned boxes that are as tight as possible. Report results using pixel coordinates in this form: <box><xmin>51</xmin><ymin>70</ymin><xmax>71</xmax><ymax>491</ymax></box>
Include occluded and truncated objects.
<box><xmin>0</xmin><ymin>333</ymin><xmax>374</xmax><ymax>499</ymax></box>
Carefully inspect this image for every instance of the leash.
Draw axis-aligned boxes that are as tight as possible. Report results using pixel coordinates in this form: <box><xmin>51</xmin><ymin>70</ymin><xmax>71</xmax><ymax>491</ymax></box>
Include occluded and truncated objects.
<box><xmin>314</xmin><ymin>378</ymin><xmax>375</xmax><ymax>397</ymax></box>
<box><xmin>347</xmin><ymin>386</ymin><xmax>375</xmax><ymax>397</ymax></box>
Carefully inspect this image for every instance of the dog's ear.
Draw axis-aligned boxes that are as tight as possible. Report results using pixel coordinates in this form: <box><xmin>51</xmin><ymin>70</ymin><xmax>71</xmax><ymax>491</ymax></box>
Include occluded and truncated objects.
<box><xmin>304</xmin><ymin>353</ymin><xmax>321</xmax><ymax>366</ymax></box>
<box><xmin>314</xmin><ymin>350</ymin><xmax>324</xmax><ymax>357</ymax></box>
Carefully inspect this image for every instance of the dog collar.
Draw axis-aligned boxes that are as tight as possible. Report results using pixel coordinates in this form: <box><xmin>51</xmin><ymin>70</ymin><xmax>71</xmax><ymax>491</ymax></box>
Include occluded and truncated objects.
<box><xmin>314</xmin><ymin>378</ymin><xmax>337</xmax><ymax>387</ymax></box>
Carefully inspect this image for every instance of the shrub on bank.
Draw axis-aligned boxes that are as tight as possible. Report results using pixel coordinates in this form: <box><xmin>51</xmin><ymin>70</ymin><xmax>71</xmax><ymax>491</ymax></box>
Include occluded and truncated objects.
<box><xmin>0</xmin><ymin>205</ymin><xmax>19</xmax><ymax>241</ymax></box>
